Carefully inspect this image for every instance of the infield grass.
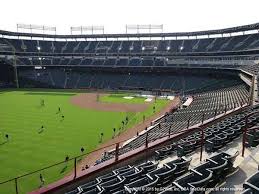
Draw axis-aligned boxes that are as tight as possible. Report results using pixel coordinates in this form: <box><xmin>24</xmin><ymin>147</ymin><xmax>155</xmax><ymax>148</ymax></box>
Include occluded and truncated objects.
<box><xmin>0</xmin><ymin>90</ymin><xmax>169</xmax><ymax>194</ymax></box>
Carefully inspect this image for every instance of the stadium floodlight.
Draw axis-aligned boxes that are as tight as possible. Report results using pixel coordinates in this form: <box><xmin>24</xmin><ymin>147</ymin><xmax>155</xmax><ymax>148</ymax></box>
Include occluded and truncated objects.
<box><xmin>126</xmin><ymin>24</ymin><xmax>163</xmax><ymax>34</ymax></box>
<box><xmin>180</xmin><ymin>46</ymin><xmax>184</xmax><ymax>51</ymax></box>
<box><xmin>142</xmin><ymin>46</ymin><xmax>145</xmax><ymax>51</ymax></box>
<box><xmin>70</xmin><ymin>26</ymin><xmax>104</xmax><ymax>35</ymax></box>
<box><xmin>37</xmin><ymin>46</ymin><xmax>41</xmax><ymax>51</ymax></box>
<box><xmin>17</xmin><ymin>24</ymin><xmax>56</xmax><ymax>35</ymax></box>
<box><xmin>38</xmin><ymin>57</ymin><xmax>42</xmax><ymax>60</ymax></box>
<box><xmin>167</xmin><ymin>46</ymin><xmax>171</xmax><ymax>50</ymax></box>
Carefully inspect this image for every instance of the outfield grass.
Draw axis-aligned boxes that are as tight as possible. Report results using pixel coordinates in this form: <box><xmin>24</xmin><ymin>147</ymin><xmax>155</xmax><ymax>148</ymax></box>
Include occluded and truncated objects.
<box><xmin>0</xmin><ymin>91</ymin><xmax>169</xmax><ymax>194</ymax></box>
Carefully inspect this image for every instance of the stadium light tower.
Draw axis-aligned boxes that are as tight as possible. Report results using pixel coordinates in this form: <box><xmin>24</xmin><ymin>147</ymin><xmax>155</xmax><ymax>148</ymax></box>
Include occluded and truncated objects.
<box><xmin>125</xmin><ymin>24</ymin><xmax>163</xmax><ymax>34</ymax></box>
<box><xmin>70</xmin><ymin>26</ymin><xmax>104</xmax><ymax>35</ymax></box>
<box><xmin>17</xmin><ymin>24</ymin><xmax>56</xmax><ymax>36</ymax></box>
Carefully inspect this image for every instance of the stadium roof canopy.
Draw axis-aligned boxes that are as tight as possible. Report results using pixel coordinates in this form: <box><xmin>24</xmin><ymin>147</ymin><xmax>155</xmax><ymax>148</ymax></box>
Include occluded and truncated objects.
<box><xmin>1</xmin><ymin>22</ymin><xmax>259</xmax><ymax>39</ymax></box>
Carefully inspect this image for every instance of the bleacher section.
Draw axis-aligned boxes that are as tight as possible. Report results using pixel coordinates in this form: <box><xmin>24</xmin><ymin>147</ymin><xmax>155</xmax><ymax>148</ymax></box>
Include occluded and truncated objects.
<box><xmin>17</xmin><ymin>68</ymin><xmax>243</xmax><ymax>92</ymax></box>
<box><xmin>99</xmin><ymin>84</ymin><xmax>249</xmax><ymax>163</ymax></box>
<box><xmin>1</xmin><ymin>33</ymin><xmax>259</xmax><ymax>56</ymax></box>
<box><xmin>65</xmin><ymin>152</ymin><xmax>240</xmax><ymax>194</ymax></box>
<box><xmin>62</xmin><ymin>104</ymin><xmax>259</xmax><ymax>194</ymax></box>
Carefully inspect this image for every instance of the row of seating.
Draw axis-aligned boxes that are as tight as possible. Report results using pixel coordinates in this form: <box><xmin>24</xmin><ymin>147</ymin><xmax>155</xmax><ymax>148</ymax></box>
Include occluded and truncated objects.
<box><xmin>160</xmin><ymin>152</ymin><xmax>238</xmax><ymax>194</ymax></box>
<box><xmin>66</xmin><ymin>157</ymin><xmax>190</xmax><ymax>194</ymax></box>
<box><xmin>66</xmin><ymin>151</ymin><xmax>238</xmax><ymax>194</ymax></box>
<box><xmin>246</xmin><ymin>125</ymin><xmax>259</xmax><ymax>147</ymax></box>
<box><xmin>17</xmin><ymin>68</ymin><xmax>232</xmax><ymax>92</ymax></box>
<box><xmin>2</xmin><ymin>32</ymin><xmax>259</xmax><ymax>55</ymax></box>
<box><xmin>100</xmin><ymin>84</ymin><xmax>249</xmax><ymax>163</ymax></box>
<box><xmin>154</xmin><ymin>106</ymin><xmax>259</xmax><ymax>160</ymax></box>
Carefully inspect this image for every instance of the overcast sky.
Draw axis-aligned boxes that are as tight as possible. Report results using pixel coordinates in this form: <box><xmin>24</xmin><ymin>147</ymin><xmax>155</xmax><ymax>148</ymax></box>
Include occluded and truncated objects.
<box><xmin>1</xmin><ymin>0</ymin><xmax>259</xmax><ymax>34</ymax></box>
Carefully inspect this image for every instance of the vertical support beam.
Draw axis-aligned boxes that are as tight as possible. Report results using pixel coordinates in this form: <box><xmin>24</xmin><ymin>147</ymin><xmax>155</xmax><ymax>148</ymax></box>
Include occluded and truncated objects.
<box><xmin>74</xmin><ymin>157</ymin><xmax>77</xmax><ymax>179</ymax></box>
<box><xmin>13</xmin><ymin>55</ymin><xmax>19</xmax><ymax>88</ymax></box>
<box><xmin>214</xmin><ymin>108</ymin><xmax>217</xmax><ymax>118</ymax></box>
<box><xmin>224</xmin><ymin>105</ymin><xmax>227</xmax><ymax>113</ymax></box>
<box><xmin>187</xmin><ymin>117</ymin><xmax>190</xmax><ymax>129</ymax></box>
<box><xmin>200</xmin><ymin>128</ymin><xmax>204</xmax><ymax>162</ymax></box>
<box><xmin>145</xmin><ymin>132</ymin><xmax>148</xmax><ymax>148</ymax></box>
<box><xmin>115</xmin><ymin>143</ymin><xmax>120</xmax><ymax>162</ymax></box>
<box><xmin>249</xmin><ymin>75</ymin><xmax>256</xmax><ymax>106</ymax></box>
<box><xmin>201</xmin><ymin>113</ymin><xmax>205</xmax><ymax>124</ymax></box>
<box><xmin>15</xmin><ymin>178</ymin><xmax>18</xmax><ymax>194</ymax></box>
<box><xmin>242</xmin><ymin>115</ymin><xmax>249</xmax><ymax>157</ymax></box>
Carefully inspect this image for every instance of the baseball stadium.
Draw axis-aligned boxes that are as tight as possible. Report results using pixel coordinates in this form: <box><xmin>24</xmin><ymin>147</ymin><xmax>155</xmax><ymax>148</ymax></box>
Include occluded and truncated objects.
<box><xmin>1</xmin><ymin>1</ymin><xmax>259</xmax><ymax>194</ymax></box>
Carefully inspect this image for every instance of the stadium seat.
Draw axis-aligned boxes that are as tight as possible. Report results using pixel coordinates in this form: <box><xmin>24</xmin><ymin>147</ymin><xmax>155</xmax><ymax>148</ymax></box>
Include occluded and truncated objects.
<box><xmin>125</xmin><ymin>175</ymin><xmax>159</xmax><ymax>194</ymax></box>
<box><xmin>243</xmin><ymin>171</ymin><xmax>259</xmax><ymax>193</ymax></box>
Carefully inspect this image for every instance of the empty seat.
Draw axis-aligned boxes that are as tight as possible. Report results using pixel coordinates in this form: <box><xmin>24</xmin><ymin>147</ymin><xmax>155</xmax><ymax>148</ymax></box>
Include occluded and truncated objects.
<box><xmin>99</xmin><ymin>177</ymin><xmax>125</xmax><ymax>193</ymax></box>
<box><xmin>136</xmin><ymin>161</ymin><xmax>158</xmax><ymax>173</ymax></box>
<box><xmin>165</xmin><ymin>157</ymin><xmax>191</xmax><ymax>176</ymax></box>
<box><xmin>243</xmin><ymin>171</ymin><xmax>259</xmax><ymax>193</ymax></box>
<box><xmin>148</xmin><ymin>164</ymin><xmax>177</xmax><ymax>186</ymax></box>
<box><xmin>155</xmin><ymin>144</ymin><xmax>176</xmax><ymax>160</ymax></box>
<box><xmin>79</xmin><ymin>179</ymin><xmax>100</xmax><ymax>192</ymax></box>
<box><xmin>97</xmin><ymin>171</ymin><xmax>118</xmax><ymax>182</ymax></box>
<box><xmin>114</xmin><ymin>165</ymin><xmax>133</xmax><ymax>174</ymax></box>
<box><xmin>173</xmin><ymin>168</ymin><xmax>213</xmax><ymax>193</ymax></box>
<box><xmin>125</xmin><ymin>175</ymin><xmax>159</xmax><ymax>193</ymax></box>
<box><xmin>119</xmin><ymin>167</ymin><xmax>144</xmax><ymax>183</ymax></box>
<box><xmin>205</xmin><ymin>133</ymin><xmax>227</xmax><ymax>152</ymax></box>
<box><xmin>65</xmin><ymin>188</ymin><xmax>81</xmax><ymax>194</ymax></box>
<box><xmin>240</xmin><ymin>188</ymin><xmax>253</xmax><ymax>194</ymax></box>
<box><xmin>177</xmin><ymin>140</ymin><xmax>197</xmax><ymax>157</ymax></box>
<box><xmin>81</xmin><ymin>186</ymin><xmax>103</xmax><ymax>194</ymax></box>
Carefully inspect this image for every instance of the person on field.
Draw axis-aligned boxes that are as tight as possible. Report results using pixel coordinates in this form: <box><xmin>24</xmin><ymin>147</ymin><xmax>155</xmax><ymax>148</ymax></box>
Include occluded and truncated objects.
<box><xmin>96</xmin><ymin>93</ymin><xmax>100</xmax><ymax>102</ymax></box>
<box><xmin>81</xmin><ymin>147</ymin><xmax>85</xmax><ymax>154</ymax></box>
<box><xmin>5</xmin><ymin>134</ymin><xmax>9</xmax><ymax>142</ymax></box>
<box><xmin>38</xmin><ymin>126</ymin><xmax>44</xmax><ymax>133</ymax></box>
<box><xmin>112</xmin><ymin>128</ymin><xmax>116</xmax><ymax>138</ymax></box>
<box><xmin>65</xmin><ymin>155</ymin><xmax>69</xmax><ymax>167</ymax></box>
<box><xmin>41</xmin><ymin>99</ymin><xmax>45</xmax><ymax>107</ymax></box>
<box><xmin>39</xmin><ymin>173</ymin><xmax>45</xmax><ymax>188</ymax></box>
<box><xmin>56</xmin><ymin>107</ymin><xmax>61</xmax><ymax>114</ymax></box>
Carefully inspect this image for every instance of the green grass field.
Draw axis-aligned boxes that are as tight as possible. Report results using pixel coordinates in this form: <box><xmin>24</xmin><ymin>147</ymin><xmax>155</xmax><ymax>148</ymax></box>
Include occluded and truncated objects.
<box><xmin>0</xmin><ymin>91</ymin><xmax>169</xmax><ymax>194</ymax></box>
